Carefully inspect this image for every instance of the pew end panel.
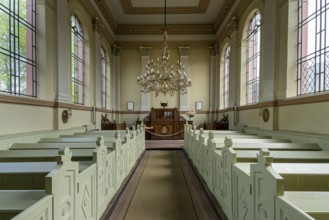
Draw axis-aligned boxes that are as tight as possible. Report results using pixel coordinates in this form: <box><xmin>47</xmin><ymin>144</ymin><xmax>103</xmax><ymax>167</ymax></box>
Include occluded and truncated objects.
<box><xmin>76</xmin><ymin>163</ymin><xmax>97</xmax><ymax>220</ymax></box>
<box><xmin>232</xmin><ymin>163</ymin><xmax>254</xmax><ymax>220</ymax></box>
<box><xmin>45</xmin><ymin>147</ymin><xmax>80</xmax><ymax>220</ymax></box>
<box><xmin>106</xmin><ymin>150</ymin><xmax>116</xmax><ymax>200</ymax></box>
<box><xmin>212</xmin><ymin>150</ymin><xmax>222</xmax><ymax>199</ymax></box>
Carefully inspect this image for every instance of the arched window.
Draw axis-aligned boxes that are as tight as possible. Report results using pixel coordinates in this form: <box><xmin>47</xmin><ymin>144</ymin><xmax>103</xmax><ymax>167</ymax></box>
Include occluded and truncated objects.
<box><xmin>100</xmin><ymin>46</ymin><xmax>108</xmax><ymax>109</ymax></box>
<box><xmin>298</xmin><ymin>1</ymin><xmax>329</xmax><ymax>95</ymax></box>
<box><xmin>0</xmin><ymin>0</ymin><xmax>36</xmax><ymax>97</ymax></box>
<box><xmin>223</xmin><ymin>46</ymin><xmax>230</xmax><ymax>109</ymax></box>
<box><xmin>245</xmin><ymin>11</ymin><xmax>261</xmax><ymax>104</ymax></box>
<box><xmin>71</xmin><ymin>13</ymin><xmax>85</xmax><ymax>104</ymax></box>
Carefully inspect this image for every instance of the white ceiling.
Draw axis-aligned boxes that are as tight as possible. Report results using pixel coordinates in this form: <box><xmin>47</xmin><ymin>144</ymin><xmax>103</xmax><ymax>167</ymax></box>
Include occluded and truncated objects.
<box><xmin>105</xmin><ymin>0</ymin><xmax>226</xmax><ymax>25</ymax></box>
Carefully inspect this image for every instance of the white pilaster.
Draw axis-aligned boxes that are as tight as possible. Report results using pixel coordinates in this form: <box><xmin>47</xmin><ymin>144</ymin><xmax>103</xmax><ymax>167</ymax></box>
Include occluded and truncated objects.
<box><xmin>228</xmin><ymin>17</ymin><xmax>239</xmax><ymax>108</ymax></box>
<box><xmin>93</xmin><ymin>18</ymin><xmax>102</xmax><ymax>108</ymax></box>
<box><xmin>261</xmin><ymin>0</ymin><xmax>277</xmax><ymax>102</ymax></box>
<box><xmin>56</xmin><ymin>0</ymin><xmax>70</xmax><ymax>102</ymax></box>
<box><xmin>209</xmin><ymin>45</ymin><xmax>219</xmax><ymax>113</ymax></box>
<box><xmin>111</xmin><ymin>45</ymin><xmax>121</xmax><ymax>117</ymax></box>
<box><xmin>139</xmin><ymin>47</ymin><xmax>152</xmax><ymax>111</ymax></box>
<box><xmin>178</xmin><ymin>47</ymin><xmax>190</xmax><ymax>112</ymax></box>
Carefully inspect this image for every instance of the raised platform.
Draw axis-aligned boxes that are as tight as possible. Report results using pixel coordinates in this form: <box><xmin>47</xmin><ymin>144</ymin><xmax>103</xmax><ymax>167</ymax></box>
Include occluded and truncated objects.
<box><xmin>145</xmin><ymin>140</ymin><xmax>184</xmax><ymax>150</ymax></box>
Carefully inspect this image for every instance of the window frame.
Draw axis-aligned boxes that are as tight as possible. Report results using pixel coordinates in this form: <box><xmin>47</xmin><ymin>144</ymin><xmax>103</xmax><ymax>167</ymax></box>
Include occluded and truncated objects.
<box><xmin>0</xmin><ymin>0</ymin><xmax>37</xmax><ymax>97</ymax></box>
<box><xmin>100</xmin><ymin>46</ymin><xmax>108</xmax><ymax>109</ymax></box>
<box><xmin>71</xmin><ymin>13</ymin><xmax>85</xmax><ymax>105</ymax></box>
<box><xmin>223</xmin><ymin>45</ymin><xmax>230</xmax><ymax>109</ymax></box>
<box><xmin>245</xmin><ymin>11</ymin><xmax>261</xmax><ymax>104</ymax></box>
<box><xmin>297</xmin><ymin>0</ymin><xmax>329</xmax><ymax>95</ymax></box>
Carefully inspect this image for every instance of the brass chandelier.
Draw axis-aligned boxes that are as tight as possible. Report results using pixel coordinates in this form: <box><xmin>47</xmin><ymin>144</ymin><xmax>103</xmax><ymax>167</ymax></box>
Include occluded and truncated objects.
<box><xmin>137</xmin><ymin>0</ymin><xmax>192</xmax><ymax>96</ymax></box>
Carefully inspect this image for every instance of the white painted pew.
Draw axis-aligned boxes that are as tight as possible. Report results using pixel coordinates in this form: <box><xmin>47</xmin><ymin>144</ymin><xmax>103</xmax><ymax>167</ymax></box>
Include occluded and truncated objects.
<box><xmin>37</xmin><ymin>134</ymin><xmax>128</xmax><ymax>188</ymax></box>
<box><xmin>0</xmin><ymin>147</ymin><xmax>96</xmax><ymax>220</ymax></box>
<box><xmin>219</xmin><ymin>146</ymin><xmax>329</xmax><ymax>220</ymax></box>
<box><xmin>184</xmin><ymin>125</ymin><xmax>241</xmax><ymax>157</ymax></box>
<box><xmin>74</xmin><ymin>129</ymin><xmax>136</xmax><ymax>170</ymax></box>
<box><xmin>249</xmin><ymin>151</ymin><xmax>329</xmax><ymax>220</ymax></box>
<box><xmin>194</xmin><ymin>131</ymin><xmax>259</xmax><ymax>174</ymax></box>
<box><xmin>189</xmin><ymin>128</ymin><xmax>245</xmax><ymax>165</ymax></box>
<box><xmin>65</xmin><ymin>128</ymin><xmax>140</xmax><ymax>172</ymax></box>
<box><xmin>200</xmin><ymin>136</ymin><xmax>291</xmax><ymax>191</ymax></box>
<box><xmin>87</xmin><ymin>124</ymin><xmax>145</xmax><ymax>159</ymax></box>
<box><xmin>9</xmin><ymin>138</ymin><xmax>117</xmax><ymax>217</ymax></box>
<box><xmin>203</xmin><ymin>138</ymin><xmax>319</xmax><ymax>193</ymax></box>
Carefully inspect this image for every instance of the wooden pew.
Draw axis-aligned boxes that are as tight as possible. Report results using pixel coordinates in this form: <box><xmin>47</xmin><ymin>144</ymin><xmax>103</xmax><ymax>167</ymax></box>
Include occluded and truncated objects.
<box><xmin>0</xmin><ymin>147</ymin><xmax>96</xmax><ymax>220</ymax></box>
<box><xmin>218</xmin><ymin>144</ymin><xmax>329</xmax><ymax>220</ymax></box>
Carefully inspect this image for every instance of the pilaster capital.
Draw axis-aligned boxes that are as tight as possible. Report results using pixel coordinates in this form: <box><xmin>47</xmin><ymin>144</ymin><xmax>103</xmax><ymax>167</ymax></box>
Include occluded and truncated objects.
<box><xmin>111</xmin><ymin>44</ymin><xmax>121</xmax><ymax>56</ymax></box>
<box><xmin>178</xmin><ymin>47</ymin><xmax>190</xmax><ymax>56</ymax></box>
<box><xmin>93</xmin><ymin>17</ymin><xmax>103</xmax><ymax>36</ymax></box>
<box><xmin>209</xmin><ymin>44</ymin><xmax>219</xmax><ymax>56</ymax></box>
<box><xmin>139</xmin><ymin>47</ymin><xmax>152</xmax><ymax>56</ymax></box>
<box><xmin>227</xmin><ymin>16</ymin><xmax>239</xmax><ymax>36</ymax></box>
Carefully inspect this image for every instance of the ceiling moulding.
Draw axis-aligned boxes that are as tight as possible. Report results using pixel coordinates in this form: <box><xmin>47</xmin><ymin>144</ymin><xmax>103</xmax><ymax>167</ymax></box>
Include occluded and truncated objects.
<box><xmin>116</xmin><ymin>24</ymin><xmax>216</xmax><ymax>35</ymax></box>
<box><xmin>214</xmin><ymin>0</ymin><xmax>236</xmax><ymax>30</ymax></box>
<box><xmin>121</xmin><ymin>0</ymin><xmax>209</xmax><ymax>14</ymax></box>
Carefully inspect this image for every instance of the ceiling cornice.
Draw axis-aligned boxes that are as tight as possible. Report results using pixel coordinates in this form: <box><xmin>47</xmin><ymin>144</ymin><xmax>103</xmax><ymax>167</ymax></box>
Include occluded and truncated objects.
<box><xmin>214</xmin><ymin>0</ymin><xmax>236</xmax><ymax>30</ymax></box>
<box><xmin>116</xmin><ymin>24</ymin><xmax>216</xmax><ymax>35</ymax></box>
<box><xmin>95</xmin><ymin>0</ymin><xmax>118</xmax><ymax>32</ymax></box>
<box><xmin>95</xmin><ymin>0</ymin><xmax>236</xmax><ymax>36</ymax></box>
<box><xmin>120</xmin><ymin>0</ymin><xmax>210</xmax><ymax>14</ymax></box>
<box><xmin>117</xmin><ymin>40</ymin><xmax>215</xmax><ymax>49</ymax></box>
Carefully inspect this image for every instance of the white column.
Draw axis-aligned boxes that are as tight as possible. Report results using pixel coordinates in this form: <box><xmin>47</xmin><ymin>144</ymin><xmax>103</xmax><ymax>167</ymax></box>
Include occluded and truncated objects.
<box><xmin>111</xmin><ymin>45</ymin><xmax>121</xmax><ymax>120</ymax></box>
<box><xmin>55</xmin><ymin>0</ymin><xmax>70</xmax><ymax>102</ymax></box>
<box><xmin>139</xmin><ymin>47</ymin><xmax>152</xmax><ymax>111</ymax></box>
<box><xmin>178</xmin><ymin>47</ymin><xmax>190</xmax><ymax>112</ymax></box>
<box><xmin>93</xmin><ymin>18</ymin><xmax>102</xmax><ymax>108</ymax></box>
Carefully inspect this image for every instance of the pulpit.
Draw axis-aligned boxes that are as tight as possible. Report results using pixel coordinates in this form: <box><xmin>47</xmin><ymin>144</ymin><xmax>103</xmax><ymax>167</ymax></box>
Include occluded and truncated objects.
<box><xmin>138</xmin><ymin>107</ymin><xmax>188</xmax><ymax>140</ymax></box>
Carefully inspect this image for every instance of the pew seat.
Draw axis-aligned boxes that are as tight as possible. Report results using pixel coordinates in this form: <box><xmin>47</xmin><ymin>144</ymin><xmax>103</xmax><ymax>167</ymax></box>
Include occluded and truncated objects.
<box><xmin>0</xmin><ymin>148</ymin><xmax>96</xmax><ymax>162</ymax></box>
<box><xmin>0</xmin><ymin>190</ymin><xmax>50</xmax><ymax>220</ymax></box>
<box><xmin>0</xmin><ymin>190</ymin><xmax>46</xmax><ymax>211</ymax></box>
<box><xmin>225</xmin><ymin>142</ymin><xmax>321</xmax><ymax>151</ymax></box>
<box><xmin>10</xmin><ymin>142</ymin><xmax>110</xmax><ymax>150</ymax></box>
<box><xmin>276</xmin><ymin>191</ymin><xmax>329</xmax><ymax>220</ymax></box>
<box><xmin>234</xmin><ymin>150</ymin><xmax>329</xmax><ymax>162</ymax></box>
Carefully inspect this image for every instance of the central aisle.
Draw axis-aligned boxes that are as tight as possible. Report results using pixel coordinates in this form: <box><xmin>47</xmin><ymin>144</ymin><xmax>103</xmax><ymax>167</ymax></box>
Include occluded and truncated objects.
<box><xmin>124</xmin><ymin>150</ymin><xmax>198</xmax><ymax>220</ymax></box>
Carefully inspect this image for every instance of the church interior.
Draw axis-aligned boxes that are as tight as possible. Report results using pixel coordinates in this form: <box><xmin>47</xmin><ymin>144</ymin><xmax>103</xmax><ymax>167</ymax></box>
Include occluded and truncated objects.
<box><xmin>1</xmin><ymin>0</ymin><xmax>329</xmax><ymax>219</ymax></box>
